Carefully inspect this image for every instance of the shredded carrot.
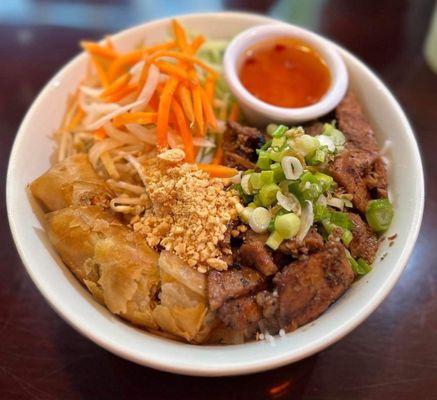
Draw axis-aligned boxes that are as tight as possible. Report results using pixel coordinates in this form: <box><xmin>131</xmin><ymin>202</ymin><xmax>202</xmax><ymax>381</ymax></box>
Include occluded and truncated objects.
<box><xmin>93</xmin><ymin>127</ymin><xmax>107</xmax><ymax>139</ymax></box>
<box><xmin>197</xmin><ymin>164</ymin><xmax>237</xmax><ymax>178</ymax></box>
<box><xmin>172</xmin><ymin>99</ymin><xmax>195</xmax><ymax>162</ymax></box>
<box><xmin>144</xmin><ymin>40</ymin><xmax>177</xmax><ymax>55</ymax></box>
<box><xmin>112</xmin><ymin>112</ymin><xmax>157</xmax><ymax>127</ymax></box>
<box><xmin>90</xmin><ymin>56</ymin><xmax>109</xmax><ymax>87</ymax></box>
<box><xmin>204</xmin><ymin>75</ymin><xmax>216</xmax><ymax>103</ymax></box>
<box><xmin>104</xmin><ymin>36</ymin><xmax>115</xmax><ymax>50</ymax></box>
<box><xmin>148</xmin><ymin>92</ymin><xmax>160</xmax><ymax>111</ymax></box>
<box><xmin>148</xmin><ymin>51</ymin><xmax>219</xmax><ymax>77</ymax></box>
<box><xmin>108</xmin><ymin>49</ymin><xmax>146</xmax><ymax>82</ymax></box>
<box><xmin>104</xmin><ymin>84</ymin><xmax>138</xmax><ymax>103</ymax></box>
<box><xmin>81</xmin><ymin>41</ymin><xmax>118</xmax><ymax>59</ymax></box>
<box><xmin>153</xmin><ymin>61</ymin><xmax>189</xmax><ymax>80</ymax></box>
<box><xmin>172</xmin><ymin>19</ymin><xmax>188</xmax><ymax>51</ymax></box>
<box><xmin>156</xmin><ymin>76</ymin><xmax>179</xmax><ymax>148</ymax></box>
<box><xmin>100</xmin><ymin>73</ymin><xmax>130</xmax><ymax>97</ymax></box>
<box><xmin>67</xmin><ymin>106</ymin><xmax>84</xmax><ymax>131</ymax></box>
<box><xmin>74</xmin><ymin>21</ymin><xmax>223</xmax><ymax>159</ymax></box>
<box><xmin>187</xmin><ymin>35</ymin><xmax>205</xmax><ymax>55</ymax></box>
<box><xmin>192</xmin><ymin>84</ymin><xmax>204</xmax><ymax>136</ymax></box>
<box><xmin>229</xmin><ymin>103</ymin><xmax>240</xmax><ymax>122</ymax></box>
<box><xmin>211</xmin><ymin>145</ymin><xmax>223</xmax><ymax>165</ymax></box>
<box><xmin>199</xmin><ymin>86</ymin><xmax>217</xmax><ymax>129</ymax></box>
<box><xmin>177</xmin><ymin>85</ymin><xmax>194</xmax><ymax>123</ymax></box>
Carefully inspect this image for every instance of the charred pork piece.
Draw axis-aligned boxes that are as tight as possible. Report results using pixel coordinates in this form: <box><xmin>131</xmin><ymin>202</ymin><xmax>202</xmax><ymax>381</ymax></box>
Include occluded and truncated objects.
<box><xmin>329</xmin><ymin>90</ymin><xmax>388</xmax><ymax>210</ymax></box>
<box><xmin>328</xmin><ymin>149</ymin><xmax>372</xmax><ymax>212</ymax></box>
<box><xmin>207</xmin><ymin>267</ymin><xmax>265</xmax><ymax>310</ymax></box>
<box><xmin>239</xmin><ymin>231</ymin><xmax>278</xmax><ymax>276</ymax></box>
<box><xmin>278</xmin><ymin>227</ymin><xmax>324</xmax><ymax>257</ymax></box>
<box><xmin>274</xmin><ymin>243</ymin><xmax>354</xmax><ymax>332</ymax></box>
<box><xmin>348</xmin><ymin>212</ymin><xmax>379</xmax><ymax>264</ymax></box>
<box><xmin>222</xmin><ymin>121</ymin><xmax>266</xmax><ymax>170</ymax></box>
<box><xmin>364</xmin><ymin>157</ymin><xmax>388</xmax><ymax>198</ymax></box>
<box><xmin>336</xmin><ymin>91</ymin><xmax>378</xmax><ymax>155</ymax></box>
<box><xmin>303</xmin><ymin>121</ymin><xmax>325</xmax><ymax>137</ymax></box>
<box><xmin>30</xmin><ymin>154</ymin><xmax>114</xmax><ymax>211</ymax></box>
<box><xmin>217</xmin><ymin>295</ymin><xmax>261</xmax><ymax>335</ymax></box>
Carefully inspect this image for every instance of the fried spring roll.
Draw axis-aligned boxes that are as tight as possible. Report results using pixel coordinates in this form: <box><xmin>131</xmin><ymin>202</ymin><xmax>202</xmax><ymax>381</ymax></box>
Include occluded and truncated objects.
<box><xmin>30</xmin><ymin>154</ymin><xmax>114</xmax><ymax>211</ymax></box>
<box><xmin>46</xmin><ymin>206</ymin><xmax>160</xmax><ymax>329</ymax></box>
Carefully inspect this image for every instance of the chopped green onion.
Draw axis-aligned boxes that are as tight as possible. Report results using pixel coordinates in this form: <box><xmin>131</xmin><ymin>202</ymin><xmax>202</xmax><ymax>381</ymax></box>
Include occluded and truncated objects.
<box><xmin>249</xmin><ymin>173</ymin><xmax>262</xmax><ymax>190</ymax></box>
<box><xmin>341</xmin><ymin>229</ymin><xmax>353</xmax><ymax>246</ymax></box>
<box><xmin>248</xmin><ymin>207</ymin><xmax>271</xmax><ymax>233</ymax></box>
<box><xmin>270</xmin><ymin>162</ymin><xmax>285</xmax><ymax>182</ymax></box>
<box><xmin>294</xmin><ymin>134</ymin><xmax>320</xmax><ymax>156</ymax></box>
<box><xmin>269</xmin><ymin>149</ymin><xmax>286</xmax><ymax>162</ymax></box>
<box><xmin>276</xmin><ymin>190</ymin><xmax>301</xmax><ymax>214</ymax></box>
<box><xmin>260</xmin><ymin>170</ymin><xmax>274</xmax><ymax>186</ymax></box>
<box><xmin>252</xmin><ymin>194</ymin><xmax>262</xmax><ymax>207</ymax></box>
<box><xmin>266</xmin><ymin>124</ymin><xmax>278</xmax><ymax>136</ymax></box>
<box><xmin>323</xmin><ymin>123</ymin><xmax>345</xmax><ymax>146</ymax></box>
<box><xmin>271</xmin><ymin>124</ymin><xmax>288</xmax><ymax>137</ymax></box>
<box><xmin>257</xmin><ymin>151</ymin><xmax>271</xmax><ymax>170</ymax></box>
<box><xmin>232</xmin><ymin>184</ymin><xmax>252</xmax><ymax>205</ymax></box>
<box><xmin>314</xmin><ymin>204</ymin><xmax>330</xmax><ymax>222</ymax></box>
<box><xmin>349</xmin><ymin>257</ymin><xmax>372</xmax><ymax>275</ymax></box>
<box><xmin>271</xmin><ymin>136</ymin><xmax>286</xmax><ymax>150</ymax></box>
<box><xmin>241</xmin><ymin>174</ymin><xmax>253</xmax><ymax>195</ymax></box>
<box><xmin>281</xmin><ymin>156</ymin><xmax>303</xmax><ymax>180</ymax></box>
<box><xmin>268</xmin><ymin>218</ymin><xmax>276</xmax><ymax>232</ymax></box>
<box><xmin>365</xmin><ymin>199</ymin><xmax>394</xmax><ymax>232</ymax></box>
<box><xmin>259</xmin><ymin>183</ymin><xmax>280</xmax><ymax>207</ymax></box>
<box><xmin>266</xmin><ymin>230</ymin><xmax>284</xmax><ymax>250</ymax></box>
<box><xmin>317</xmin><ymin>134</ymin><xmax>336</xmax><ymax>152</ymax></box>
<box><xmin>260</xmin><ymin>140</ymin><xmax>272</xmax><ymax>151</ymax></box>
<box><xmin>301</xmin><ymin>183</ymin><xmax>321</xmax><ymax>201</ymax></box>
<box><xmin>314</xmin><ymin>172</ymin><xmax>334</xmax><ymax>192</ymax></box>
<box><xmin>300</xmin><ymin>171</ymin><xmax>318</xmax><ymax>184</ymax></box>
<box><xmin>357</xmin><ymin>258</ymin><xmax>372</xmax><ymax>274</ymax></box>
<box><xmin>306</xmin><ymin>148</ymin><xmax>326</xmax><ymax>165</ymax></box>
<box><xmin>330</xmin><ymin>211</ymin><xmax>353</xmax><ymax>230</ymax></box>
<box><xmin>238</xmin><ymin>206</ymin><xmax>255</xmax><ymax>223</ymax></box>
<box><xmin>274</xmin><ymin>213</ymin><xmax>301</xmax><ymax>239</ymax></box>
<box><xmin>348</xmin><ymin>256</ymin><xmax>359</xmax><ymax>274</ymax></box>
<box><xmin>322</xmin><ymin>219</ymin><xmax>335</xmax><ymax>234</ymax></box>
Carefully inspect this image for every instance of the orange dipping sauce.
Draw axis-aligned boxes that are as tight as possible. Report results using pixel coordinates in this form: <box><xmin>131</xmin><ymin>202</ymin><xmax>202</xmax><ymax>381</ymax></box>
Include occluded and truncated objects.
<box><xmin>239</xmin><ymin>37</ymin><xmax>331</xmax><ymax>108</ymax></box>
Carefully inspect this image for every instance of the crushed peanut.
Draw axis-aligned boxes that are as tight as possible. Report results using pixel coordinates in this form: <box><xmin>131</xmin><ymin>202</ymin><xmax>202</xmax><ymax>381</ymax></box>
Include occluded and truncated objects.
<box><xmin>131</xmin><ymin>150</ymin><xmax>240</xmax><ymax>272</ymax></box>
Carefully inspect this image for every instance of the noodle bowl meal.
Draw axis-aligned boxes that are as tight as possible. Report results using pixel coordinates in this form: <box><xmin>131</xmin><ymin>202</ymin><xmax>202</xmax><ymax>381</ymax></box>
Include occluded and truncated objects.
<box><xmin>29</xmin><ymin>20</ymin><xmax>394</xmax><ymax>344</ymax></box>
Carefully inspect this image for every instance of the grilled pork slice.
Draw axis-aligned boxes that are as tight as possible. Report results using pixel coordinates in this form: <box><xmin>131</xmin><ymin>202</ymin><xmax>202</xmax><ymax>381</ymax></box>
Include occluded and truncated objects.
<box><xmin>348</xmin><ymin>212</ymin><xmax>379</xmax><ymax>264</ymax></box>
<box><xmin>328</xmin><ymin>149</ymin><xmax>372</xmax><ymax>212</ymax></box>
<box><xmin>278</xmin><ymin>227</ymin><xmax>324</xmax><ymax>256</ymax></box>
<box><xmin>329</xmin><ymin>91</ymin><xmax>388</xmax><ymax>211</ymax></box>
<box><xmin>274</xmin><ymin>243</ymin><xmax>354</xmax><ymax>332</ymax></box>
<box><xmin>207</xmin><ymin>267</ymin><xmax>265</xmax><ymax>310</ymax></box>
<box><xmin>222</xmin><ymin>121</ymin><xmax>266</xmax><ymax>170</ymax></box>
<box><xmin>336</xmin><ymin>91</ymin><xmax>379</xmax><ymax>155</ymax></box>
<box><xmin>239</xmin><ymin>231</ymin><xmax>278</xmax><ymax>276</ymax></box>
<box><xmin>30</xmin><ymin>154</ymin><xmax>114</xmax><ymax>212</ymax></box>
<box><xmin>217</xmin><ymin>295</ymin><xmax>261</xmax><ymax>335</ymax></box>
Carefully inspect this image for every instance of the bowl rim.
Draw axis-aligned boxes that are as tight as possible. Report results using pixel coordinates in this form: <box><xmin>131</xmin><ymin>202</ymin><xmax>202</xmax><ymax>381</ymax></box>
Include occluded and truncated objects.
<box><xmin>6</xmin><ymin>11</ymin><xmax>425</xmax><ymax>376</ymax></box>
<box><xmin>223</xmin><ymin>23</ymin><xmax>348</xmax><ymax>122</ymax></box>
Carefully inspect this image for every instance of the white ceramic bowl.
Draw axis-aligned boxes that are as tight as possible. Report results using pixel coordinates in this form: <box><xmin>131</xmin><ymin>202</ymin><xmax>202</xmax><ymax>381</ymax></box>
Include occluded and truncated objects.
<box><xmin>223</xmin><ymin>24</ymin><xmax>348</xmax><ymax>126</ymax></box>
<box><xmin>7</xmin><ymin>12</ymin><xmax>424</xmax><ymax>376</ymax></box>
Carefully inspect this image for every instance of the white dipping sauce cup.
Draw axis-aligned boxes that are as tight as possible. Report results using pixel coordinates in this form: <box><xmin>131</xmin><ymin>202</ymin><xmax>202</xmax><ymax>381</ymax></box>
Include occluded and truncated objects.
<box><xmin>223</xmin><ymin>24</ymin><xmax>349</xmax><ymax>126</ymax></box>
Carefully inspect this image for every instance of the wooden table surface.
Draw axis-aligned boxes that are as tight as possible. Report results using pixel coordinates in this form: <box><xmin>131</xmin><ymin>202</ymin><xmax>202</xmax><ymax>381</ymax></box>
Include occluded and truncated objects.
<box><xmin>1</xmin><ymin>1</ymin><xmax>436</xmax><ymax>399</ymax></box>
